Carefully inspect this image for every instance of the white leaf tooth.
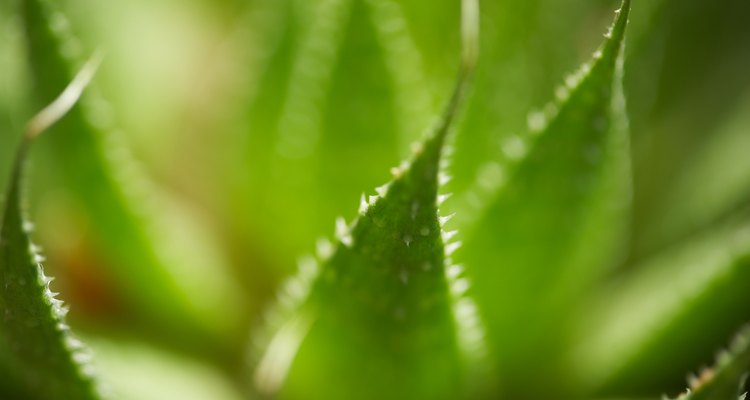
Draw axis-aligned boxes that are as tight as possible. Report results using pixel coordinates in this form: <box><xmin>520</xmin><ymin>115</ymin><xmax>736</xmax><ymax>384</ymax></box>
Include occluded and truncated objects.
<box><xmin>340</xmin><ymin>234</ymin><xmax>353</xmax><ymax>247</ymax></box>
<box><xmin>502</xmin><ymin>135</ymin><xmax>528</xmax><ymax>161</ymax></box>
<box><xmin>58</xmin><ymin>305</ymin><xmax>70</xmax><ymax>318</ymax></box>
<box><xmin>447</xmin><ymin>264</ymin><xmax>464</xmax><ymax>279</ymax></box>
<box><xmin>335</xmin><ymin>217</ymin><xmax>348</xmax><ymax>237</ymax></box>
<box><xmin>23</xmin><ymin>222</ymin><xmax>35</xmax><ymax>233</ymax></box>
<box><xmin>368</xmin><ymin>195</ymin><xmax>379</xmax><ymax>205</ymax></box>
<box><xmin>439</xmin><ymin>213</ymin><xmax>456</xmax><ymax>227</ymax></box>
<box><xmin>359</xmin><ymin>193</ymin><xmax>368</xmax><ymax>213</ymax></box>
<box><xmin>555</xmin><ymin>85</ymin><xmax>570</xmax><ymax>101</ymax></box>
<box><xmin>438</xmin><ymin>172</ymin><xmax>452</xmax><ymax>186</ymax></box>
<box><xmin>284</xmin><ymin>278</ymin><xmax>307</xmax><ymax>302</ymax></box>
<box><xmin>316</xmin><ymin>237</ymin><xmax>334</xmax><ymax>259</ymax></box>
<box><xmin>65</xmin><ymin>336</ymin><xmax>84</xmax><ymax>350</ymax></box>
<box><xmin>375</xmin><ymin>184</ymin><xmax>389</xmax><ymax>197</ymax></box>
<box><xmin>451</xmin><ymin>278</ymin><xmax>469</xmax><ymax>296</ymax></box>
<box><xmin>445</xmin><ymin>241</ymin><xmax>462</xmax><ymax>256</ymax></box>
<box><xmin>443</xmin><ymin>144</ymin><xmax>455</xmax><ymax>158</ymax></box>
<box><xmin>437</xmin><ymin>193</ymin><xmax>452</xmax><ymax>205</ymax></box>
<box><xmin>298</xmin><ymin>256</ymin><xmax>318</xmax><ymax>277</ymax></box>
<box><xmin>527</xmin><ymin>110</ymin><xmax>546</xmax><ymax>132</ymax></box>
<box><xmin>442</xmin><ymin>230</ymin><xmax>458</xmax><ymax>242</ymax></box>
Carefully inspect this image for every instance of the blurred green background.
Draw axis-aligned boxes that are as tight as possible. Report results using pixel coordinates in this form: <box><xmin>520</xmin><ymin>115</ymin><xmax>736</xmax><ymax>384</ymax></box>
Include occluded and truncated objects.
<box><xmin>2</xmin><ymin>0</ymin><xmax>750</xmax><ymax>398</ymax></box>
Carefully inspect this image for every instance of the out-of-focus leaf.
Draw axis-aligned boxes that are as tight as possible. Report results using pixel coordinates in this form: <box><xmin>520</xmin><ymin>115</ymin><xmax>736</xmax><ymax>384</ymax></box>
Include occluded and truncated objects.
<box><xmin>632</xmin><ymin>91</ymin><xmax>750</xmax><ymax>261</ymax></box>
<box><xmin>223</xmin><ymin>0</ymin><xmax>437</xmax><ymax>277</ymax></box>
<box><xmin>626</xmin><ymin>0</ymin><xmax>750</xmax><ymax>259</ymax></box>
<box><xmin>457</xmin><ymin>1</ymin><xmax>631</xmax><ymax>397</ymax></box>
<box><xmin>20</xmin><ymin>0</ymin><xmax>245</xmax><ymax>358</ymax></box>
<box><xmin>0</xmin><ymin>55</ymin><xmax>101</xmax><ymax>400</ymax></box>
<box><xmin>668</xmin><ymin>326</ymin><xmax>750</xmax><ymax>400</ymax></box>
<box><xmin>573</xmin><ymin>208</ymin><xmax>750</xmax><ymax>395</ymax></box>
<box><xmin>251</xmin><ymin>1</ymin><xmax>482</xmax><ymax>398</ymax></box>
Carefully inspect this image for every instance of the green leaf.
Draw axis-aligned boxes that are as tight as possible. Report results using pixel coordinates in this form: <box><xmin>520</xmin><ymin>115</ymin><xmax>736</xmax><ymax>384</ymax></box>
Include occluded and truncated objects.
<box><xmin>20</xmin><ymin>0</ymin><xmax>245</xmax><ymax>357</ymax></box>
<box><xmin>0</xmin><ymin>54</ymin><xmax>101</xmax><ymax>400</ymax></box>
<box><xmin>668</xmin><ymin>326</ymin><xmax>750</xmax><ymax>400</ymax></box>
<box><xmin>572</xmin><ymin>208</ymin><xmax>750</xmax><ymax>394</ymax></box>
<box><xmin>456</xmin><ymin>0</ymin><xmax>631</xmax><ymax>396</ymax></box>
<box><xmin>251</xmin><ymin>1</ymin><xmax>482</xmax><ymax>398</ymax></box>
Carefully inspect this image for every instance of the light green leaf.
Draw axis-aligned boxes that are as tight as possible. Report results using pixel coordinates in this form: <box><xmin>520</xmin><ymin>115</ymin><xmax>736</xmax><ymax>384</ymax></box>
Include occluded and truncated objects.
<box><xmin>0</xmin><ymin>54</ymin><xmax>101</xmax><ymax>400</ymax></box>
<box><xmin>251</xmin><ymin>1</ymin><xmax>482</xmax><ymax>398</ymax></box>
<box><xmin>457</xmin><ymin>0</ymin><xmax>631</xmax><ymax>396</ymax></box>
<box><xmin>20</xmin><ymin>0</ymin><xmax>245</xmax><ymax>356</ymax></box>
<box><xmin>572</xmin><ymin>208</ymin><xmax>750</xmax><ymax>394</ymax></box>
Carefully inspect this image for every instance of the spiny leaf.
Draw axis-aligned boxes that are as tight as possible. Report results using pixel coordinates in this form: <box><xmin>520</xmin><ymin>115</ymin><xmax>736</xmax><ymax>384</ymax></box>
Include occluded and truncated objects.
<box><xmin>573</xmin><ymin>208</ymin><xmax>750</xmax><ymax>394</ymax></box>
<box><xmin>457</xmin><ymin>0</ymin><xmax>631</xmax><ymax>396</ymax></box>
<box><xmin>251</xmin><ymin>0</ymin><xmax>481</xmax><ymax>398</ymax></box>
<box><xmin>668</xmin><ymin>326</ymin><xmax>750</xmax><ymax>400</ymax></box>
<box><xmin>20</xmin><ymin>0</ymin><xmax>245</xmax><ymax>356</ymax></box>
<box><xmin>0</xmin><ymin>54</ymin><xmax>101</xmax><ymax>400</ymax></box>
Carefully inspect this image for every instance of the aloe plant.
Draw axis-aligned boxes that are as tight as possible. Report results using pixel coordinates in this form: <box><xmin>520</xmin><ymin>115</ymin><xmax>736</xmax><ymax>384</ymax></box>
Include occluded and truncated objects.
<box><xmin>3</xmin><ymin>0</ymin><xmax>750</xmax><ymax>399</ymax></box>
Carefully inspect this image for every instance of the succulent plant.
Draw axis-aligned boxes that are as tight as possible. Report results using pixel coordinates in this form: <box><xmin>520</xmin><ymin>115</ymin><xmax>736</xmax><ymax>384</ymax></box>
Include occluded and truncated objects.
<box><xmin>2</xmin><ymin>0</ymin><xmax>750</xmax><ymax>399</ymax></box>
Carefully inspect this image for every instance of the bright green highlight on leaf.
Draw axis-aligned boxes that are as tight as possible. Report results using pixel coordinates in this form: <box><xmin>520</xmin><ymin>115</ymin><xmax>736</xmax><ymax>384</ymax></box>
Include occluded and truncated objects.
<box><xmin>0</xmin><ymin>53</ymin><xmax>101</xmax><ymax>400</ymax></box>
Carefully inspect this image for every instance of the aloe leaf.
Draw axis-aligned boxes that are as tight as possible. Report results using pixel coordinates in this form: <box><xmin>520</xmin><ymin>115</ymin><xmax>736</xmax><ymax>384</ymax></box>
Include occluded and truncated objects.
<box><xmin>456</xmin><ymin>0</ymin><xmax>631</xmax><ymax>396</ymax></box>
<box><xmin>572</xmin><ymin>208</ymin><xmax>750</xmax><ymax>394</ymax></box>
<box><xmin>251</xmin><ymin>1</ymin><xmax>481</xmax><ymax>398</ymax></box>
<box><xmin>20</xmin><ymin>0</ymin><xmax>245</xmax><ymax>356</ymax></box>
<box><xmin>666</xmin><ymin>326</ymin><xmax>750</xmax><ymax>400</ymax></box>
<box><xmin>0</xmin><ymin>54</ymin><xmax>101</xmax><ymax>400</ymax></box>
